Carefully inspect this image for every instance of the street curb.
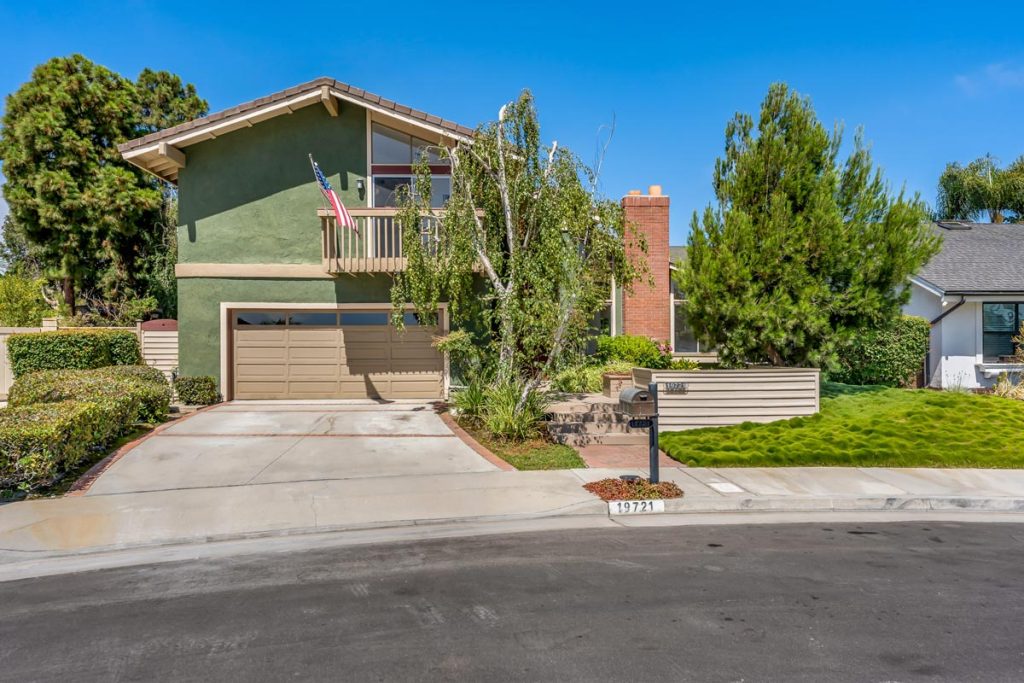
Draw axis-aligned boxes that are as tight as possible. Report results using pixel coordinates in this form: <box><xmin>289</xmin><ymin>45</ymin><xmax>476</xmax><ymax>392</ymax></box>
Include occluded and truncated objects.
<box><xmin>0</xmin><ymin>497</ymin><xmax>610</xmax><ymax>559</ymax></box>
<box><xmin>647</xmin><ymin>495</ymin><xmax>1024</xmax><ymax>514</ymax></box>
<box><xmin>65</xmin><ymin>403</ymin><xmax>222</xmax><ymax>497</ymax></box>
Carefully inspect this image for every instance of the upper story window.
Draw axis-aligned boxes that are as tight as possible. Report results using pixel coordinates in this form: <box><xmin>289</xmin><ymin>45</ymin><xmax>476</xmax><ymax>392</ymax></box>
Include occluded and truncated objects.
<box><xmin>982</xmin><ymin>303</ymin><xmax>1024</xmax><ymax>362</ymax></box>
<box><xmin>371</xmin><ymin>122</ymin><xmax>450</xmax><ymax>208</ymax></box>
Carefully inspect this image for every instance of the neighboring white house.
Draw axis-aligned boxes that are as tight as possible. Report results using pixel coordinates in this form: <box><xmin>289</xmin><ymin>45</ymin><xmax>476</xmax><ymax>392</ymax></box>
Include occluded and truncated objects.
<box><xmin>905</xmin><ymin>221</ymin><xmax>1024</xmax><ymax>389</ymax></box>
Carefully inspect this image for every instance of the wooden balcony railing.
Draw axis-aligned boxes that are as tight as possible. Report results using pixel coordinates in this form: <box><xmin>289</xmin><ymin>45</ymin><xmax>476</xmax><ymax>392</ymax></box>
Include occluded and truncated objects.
<box><xmin>319</xmin><ymin>207</ymin><xmax>440</xmax><ymax>274</ymax></box>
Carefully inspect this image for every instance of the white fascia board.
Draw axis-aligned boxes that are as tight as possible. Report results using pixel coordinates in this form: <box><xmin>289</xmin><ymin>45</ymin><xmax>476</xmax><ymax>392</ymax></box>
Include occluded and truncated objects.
<box><xmin>331</xmin><ymin>89</ymin><xmax>472</xmax><ymax>143</ymax></box>
<box><xmin>910</xmin><ymin>275</ymin><xmax>945</xmax><ymax>299</ymax></box>
<box><xmin>124</xmin><ymin>90</ymin><xmax>323</xmax><ymax>160</ymax></box>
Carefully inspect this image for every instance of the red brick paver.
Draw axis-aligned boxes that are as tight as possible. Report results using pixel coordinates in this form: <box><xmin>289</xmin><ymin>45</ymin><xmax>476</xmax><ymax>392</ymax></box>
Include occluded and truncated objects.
<box><xmin>576</xmin><ymin>444</ymin><xmax>677</xmax><ymax>469</ymax></box>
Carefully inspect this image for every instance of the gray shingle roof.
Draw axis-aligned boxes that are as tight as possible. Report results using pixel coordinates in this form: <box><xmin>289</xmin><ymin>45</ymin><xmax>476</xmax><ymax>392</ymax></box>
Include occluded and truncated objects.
<box><xmin>669</xmin><ymin>246</ymin><xmax>688</xmax><ymax>266</ymax></box>
<box><xmin>917</xmin><ymin>222</ymin><xmax>1024</xmax><ymax>294</ymax></box>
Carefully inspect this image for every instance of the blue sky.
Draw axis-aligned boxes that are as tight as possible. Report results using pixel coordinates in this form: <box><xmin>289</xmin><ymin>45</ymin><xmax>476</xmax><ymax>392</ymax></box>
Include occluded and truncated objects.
<box><xmin>1</xmin><ymin>0</ymin><xmax>1022</xmax><ymax>245</ymax></box>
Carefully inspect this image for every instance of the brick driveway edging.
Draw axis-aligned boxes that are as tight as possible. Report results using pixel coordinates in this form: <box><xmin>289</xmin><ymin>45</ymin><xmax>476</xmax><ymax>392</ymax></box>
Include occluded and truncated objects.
<box><xmin>438</xmin><ymin>411</ymin><xmax>516</xmax><ymax>472</ymax></box>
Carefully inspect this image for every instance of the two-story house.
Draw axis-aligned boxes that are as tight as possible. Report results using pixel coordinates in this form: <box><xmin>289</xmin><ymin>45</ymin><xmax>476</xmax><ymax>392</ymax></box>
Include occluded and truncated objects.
<box><xmin>119</xmin><ymin>77</ymin><xmax>689</xmax><ymax>401</ymax></box>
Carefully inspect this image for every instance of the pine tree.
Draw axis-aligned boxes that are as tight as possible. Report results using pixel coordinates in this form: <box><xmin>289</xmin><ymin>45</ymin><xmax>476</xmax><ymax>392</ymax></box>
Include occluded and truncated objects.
<box><xmin>0</xmin><ymin>57</ymin><xmax>207</xmax><ymax>312</ymax></box>
<box><xmin>679</xmin><ymin>83</ymin><xmax>940</xmax><ymax>368</ymax></box>
<box><xmin>0</xmin><ymin>55</ymin><xmax>160</xmax><ymax>308</ymax></box>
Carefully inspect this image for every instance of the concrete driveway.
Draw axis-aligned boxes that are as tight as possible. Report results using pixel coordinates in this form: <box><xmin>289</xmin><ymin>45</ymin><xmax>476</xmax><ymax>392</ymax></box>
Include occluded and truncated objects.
<box><xmin>86</xmin><ymin>401</ymin><xmax>499</xmax><ymax>496</ymax></box>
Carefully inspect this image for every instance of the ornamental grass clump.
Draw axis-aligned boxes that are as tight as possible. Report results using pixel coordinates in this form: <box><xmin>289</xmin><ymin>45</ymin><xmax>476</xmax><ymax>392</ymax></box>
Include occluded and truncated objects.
<box><xmin>482</xmin><ymin>380</ymin><xmax>549</xmax><ymax>441</ymax></box>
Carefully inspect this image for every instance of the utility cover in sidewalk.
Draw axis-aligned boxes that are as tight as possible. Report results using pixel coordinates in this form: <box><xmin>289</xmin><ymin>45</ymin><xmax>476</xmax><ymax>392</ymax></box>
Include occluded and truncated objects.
<box><xmin>708</xmin><ymin>482</ymin><xmax>745</xmax><ymax>493</ymax></box>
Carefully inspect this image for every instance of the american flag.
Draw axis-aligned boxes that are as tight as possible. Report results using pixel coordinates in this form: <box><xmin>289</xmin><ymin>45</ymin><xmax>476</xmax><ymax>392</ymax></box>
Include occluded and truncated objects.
<box><xmin>309</xmin><ymin>154</ymin><xmax>357</xmax><ymax>233</ymax></box>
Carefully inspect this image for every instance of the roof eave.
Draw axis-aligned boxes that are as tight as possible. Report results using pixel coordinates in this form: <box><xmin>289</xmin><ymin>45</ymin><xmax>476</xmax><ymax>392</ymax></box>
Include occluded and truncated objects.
<box><xmin>118</xmin><ymin>77</ymin><xmax>475</xmax><ymax>185</ymax></box>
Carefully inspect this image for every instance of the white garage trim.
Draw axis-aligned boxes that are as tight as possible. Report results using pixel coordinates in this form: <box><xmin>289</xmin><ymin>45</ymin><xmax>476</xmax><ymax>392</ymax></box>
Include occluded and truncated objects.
<box><xmin>218</xmin><ymin>302</ymin><xmax>449</xmax><ymax>401</ymax></box>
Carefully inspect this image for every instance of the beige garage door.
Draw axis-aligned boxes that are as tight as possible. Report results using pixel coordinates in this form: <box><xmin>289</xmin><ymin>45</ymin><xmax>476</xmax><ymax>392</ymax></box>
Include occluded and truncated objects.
<box><xmin>232</xmin><ymin>309</ymin><xmax>443</xmax><ymax>400</ymax></box>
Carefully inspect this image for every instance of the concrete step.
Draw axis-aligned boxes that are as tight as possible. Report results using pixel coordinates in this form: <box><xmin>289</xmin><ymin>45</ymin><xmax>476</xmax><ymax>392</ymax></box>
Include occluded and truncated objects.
<box><xmin>545</xmin><ymin>402</ymin><xmax>619</xmax><ymax>417</ymax></box>
<box><xmin>547</xmin><ymin>421</ymin><xmax>648</xmax><ymax>436</ymax></box>
<box><xmin>547</xmin><ymin>411</ymin><xmax>633</xmax><ymax>425</ymax></box>
<box><xmin>550</xmin><ymin>431</ymin><xmax>649</xmax><ymax>446</ymax></box>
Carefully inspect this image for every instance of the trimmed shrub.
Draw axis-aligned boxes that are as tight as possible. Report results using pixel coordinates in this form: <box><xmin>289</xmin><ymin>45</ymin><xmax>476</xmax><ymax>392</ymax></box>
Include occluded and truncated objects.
<box><xmin>7</xmin><ymin>329</ymin><xmax>142</xmax><ymax>377</ymax></box>
<box><xmin>830</xmin><ymin>316</ymin><xmax>931</xmax><ymax>387</ymax></box>
<box><xmin>595</xmin><ymin>335</ymin><xmax>673</xmax><ymax>369</ymax></box>
<box><xmin>8</xmin><ymin>368</ymin><xmax>155</xmax><ymax>430</ymax></box>
<box><xmin>96</xmin><ymin>364</ymin><xmax>168</xmax><ymax>387</ymax></box>
<box><xmin>0</xmin><ymin>401</ymin><xmax>116</xmax><ymax>491</ymax></box>
<box><xmin>552</xmin><ymin>360</ymin><xmax>634</xmax><ymax>394</ymax></box>
<box><xmin>105</xmin><ymin>331</ymin><xmax>144</xmax><ymax>365</ymax></box>
<box><xmin>93</xmin><ymin>366</ymin><xmax>171</xmax><ymax>422</ymax></box>
<box><xmin>174</xmin><ymin>375</ymin><xmax>220</xmax><ymax>405</ymax></box>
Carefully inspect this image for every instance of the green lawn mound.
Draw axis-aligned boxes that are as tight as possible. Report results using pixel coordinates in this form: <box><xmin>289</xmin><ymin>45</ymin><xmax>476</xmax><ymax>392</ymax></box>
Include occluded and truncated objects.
<box><xmin>659</xmin><ymin>382</ymin><xmax>1024</xmax><ymax>468</ymax></box>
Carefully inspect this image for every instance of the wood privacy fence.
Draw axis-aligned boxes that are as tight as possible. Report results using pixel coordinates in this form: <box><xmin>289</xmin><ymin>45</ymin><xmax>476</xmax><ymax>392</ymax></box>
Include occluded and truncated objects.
<box><xmin>632</xmin><ymin>367</ymin><xmax>821</xmax><ymax>431</ymax></box>
<box><xmin>0</xmin><ymin>319</ymin><xmax>179</xmax><ymax>401</ymax></box>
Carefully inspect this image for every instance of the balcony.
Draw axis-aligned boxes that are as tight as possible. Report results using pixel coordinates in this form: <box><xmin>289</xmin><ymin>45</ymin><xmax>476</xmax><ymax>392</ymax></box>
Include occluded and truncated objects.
<box><xmin>319</xmin><ymin>207</ymin><xmax>439</xmax><ymax>274</ymax></box>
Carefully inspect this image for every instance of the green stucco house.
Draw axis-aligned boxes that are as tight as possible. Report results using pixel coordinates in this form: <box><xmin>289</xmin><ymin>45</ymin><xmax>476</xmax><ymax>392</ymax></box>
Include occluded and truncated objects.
<box><xmin>119</xmin><ymin>77</ymin><xmax>692</xmax><ymax>401</ymax></box>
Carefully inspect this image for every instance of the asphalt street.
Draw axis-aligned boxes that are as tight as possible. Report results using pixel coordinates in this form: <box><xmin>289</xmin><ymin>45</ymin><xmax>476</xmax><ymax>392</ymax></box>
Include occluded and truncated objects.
<box><xmin>3</xmin><ymin>522</ymin><xmax>1024</xmax><ymax>681</ymax></box>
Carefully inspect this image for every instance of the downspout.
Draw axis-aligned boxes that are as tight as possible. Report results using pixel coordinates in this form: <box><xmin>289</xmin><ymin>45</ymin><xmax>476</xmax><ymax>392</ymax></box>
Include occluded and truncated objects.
<box><xmin>926</xmin><ymin>296</ymin><xmax>966</xmax><ymax>386</ymax></box>
<box><xmin>930</xmin><ymin>296</ymin><xmax>966</xmax><ymax>326</ymax></box>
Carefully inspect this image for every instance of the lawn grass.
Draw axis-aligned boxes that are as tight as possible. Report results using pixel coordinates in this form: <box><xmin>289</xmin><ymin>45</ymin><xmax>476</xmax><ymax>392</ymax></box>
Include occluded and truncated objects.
<box><xmin>458</xmin><ymin>420</ymin><xmax>586</xmax><ymax>470</ymax></box>
<box><xmin>659</xmin><ymin>382</ymin><xmax>1024</xmax><ymax>468</ymax></box>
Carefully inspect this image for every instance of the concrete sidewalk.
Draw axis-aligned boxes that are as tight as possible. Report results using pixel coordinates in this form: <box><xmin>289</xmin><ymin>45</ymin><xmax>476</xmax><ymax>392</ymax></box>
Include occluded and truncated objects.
<box><xmin>3</xmin><ymin>465</ymin><xmax>1024</xmax><ymax>560</ymax></box>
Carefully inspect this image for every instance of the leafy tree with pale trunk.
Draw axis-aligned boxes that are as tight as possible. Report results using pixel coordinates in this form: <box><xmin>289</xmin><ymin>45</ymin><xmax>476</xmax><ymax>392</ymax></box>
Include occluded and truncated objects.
<box><xmin>680</xmin><ymin>83</ymin><xmax>940</xmax><ymax>369</ymax></box>
<box><xmin>390</xmin><ymin>92</ymin><xmax>643</xmax><ymax>410</ymax></box>
<box><xmin>936</xmin><ymin>154</ymin><xmax>1024</xmax><ymax>224</ymax></box>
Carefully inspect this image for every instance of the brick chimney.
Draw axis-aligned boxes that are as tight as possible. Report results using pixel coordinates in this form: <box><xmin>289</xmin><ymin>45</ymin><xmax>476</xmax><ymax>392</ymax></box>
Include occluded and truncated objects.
<box><xmin>621</xmin><ymin>185</ymin><xmax>670</xmax><ymax>342</ymax></box>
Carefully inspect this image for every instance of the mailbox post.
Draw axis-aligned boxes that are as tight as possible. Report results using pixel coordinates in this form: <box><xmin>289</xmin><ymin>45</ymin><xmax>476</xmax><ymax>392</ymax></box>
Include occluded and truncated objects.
<box><xmin>617</xmin><ymin>386</ymin><xmax>660</xmax><ymax>484</ymax></box>
<box><xmin>648</xmin><ymin>382</ymin><xmax>660</xmax><ymax>483</ymax></box>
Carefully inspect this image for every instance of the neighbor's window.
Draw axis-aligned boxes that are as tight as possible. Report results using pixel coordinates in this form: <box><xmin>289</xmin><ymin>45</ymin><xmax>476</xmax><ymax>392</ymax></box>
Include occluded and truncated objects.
<box><xmin>982</xmin><ymin>303</ymin><xmax>1024</xmax><ymax>362</ymax></box>
<box><xmin>370</xmin><ymin>122</ymin><xmax>450</xmax><ymax>208</ymax></box>
<box><xmin>673</xmin><ymin>302</ymin><xmax>701</xmax><ymax>353</ymax></box>
<box><xmin>672</xmin><ymin>281</ymin><xmax>705</xmax><ymax>354</ymax></box>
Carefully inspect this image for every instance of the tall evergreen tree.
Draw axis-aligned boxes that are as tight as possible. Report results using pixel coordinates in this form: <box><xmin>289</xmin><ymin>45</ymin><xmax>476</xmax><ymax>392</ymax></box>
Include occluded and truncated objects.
<box><xmin>680</xmin><ymin>83</ymin><xmax>940</xmax><ymax>368</ymax></box>
<box><xmin>0</xmin><ymin>55</ymin><xmax>159</xmax><ymax>307</ymax></box>
<box><xmin>135</xmin><ymin>68</ymin><xmax>207</xmax><ymax>135</ymax></box>
<box><xmin>0</xmin><ymin>56</ymin><xmax>207</xmax><ymax>312</ymax></box>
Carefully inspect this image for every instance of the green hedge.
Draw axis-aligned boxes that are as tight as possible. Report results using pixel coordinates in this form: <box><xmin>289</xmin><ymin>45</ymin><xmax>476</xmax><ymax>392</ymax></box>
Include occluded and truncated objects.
<box><xmin>552</xmin><ymin>360</ymin><xmax>634</xmax><ymax>393</ymax></box>
<box><xmin>7</xmin><ymin>329</ymin><xmax>142</xmax><ymax>377</ymax></box>
<box><xmin>9</xmin><ymin>366</ymin><xmax>169</xmax><ymax>425</ymax></box>
<box><xmin>830</xmin><ymin>316</ymin><xmax>931</xmax><ymax>387</ymax></box>
<box><xmin>0</xmin><ymin>401</ymin><xmax>116</xmax><ymax>491</ymax></box>
<box><xmin>174</xmin><ymin>375</ymin><xmax>220</xmax><ymax>405</ymax></box>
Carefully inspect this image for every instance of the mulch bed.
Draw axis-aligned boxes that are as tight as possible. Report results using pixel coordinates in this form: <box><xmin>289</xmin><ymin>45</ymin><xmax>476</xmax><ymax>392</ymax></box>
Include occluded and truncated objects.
<box><xmin>583</xmin><ymin>478</ymin><xmax>684</xmax><ymax>501</ymax></box>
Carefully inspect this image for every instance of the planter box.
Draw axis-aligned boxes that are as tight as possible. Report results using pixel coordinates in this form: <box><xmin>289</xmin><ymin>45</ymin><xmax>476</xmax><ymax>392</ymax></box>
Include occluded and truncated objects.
<box><xmin>602</xmin><ymin>372</ymin><xmax>633</xmax><ymax>399</ymax></box>
<box><xmin>632</xmin><ymin>367</ymin><xmax>820</xmax><ymax>431</ymax></box>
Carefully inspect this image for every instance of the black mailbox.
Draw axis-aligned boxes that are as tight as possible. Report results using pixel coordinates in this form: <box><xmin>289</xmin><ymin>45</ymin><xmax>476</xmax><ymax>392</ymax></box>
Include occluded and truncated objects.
<box><xmin>619</xmin><ymin>387</ymin><xmax>655</xmax><ymax>417</ymax></box>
